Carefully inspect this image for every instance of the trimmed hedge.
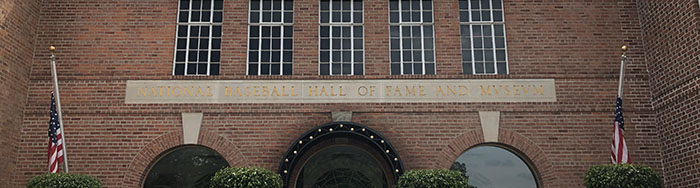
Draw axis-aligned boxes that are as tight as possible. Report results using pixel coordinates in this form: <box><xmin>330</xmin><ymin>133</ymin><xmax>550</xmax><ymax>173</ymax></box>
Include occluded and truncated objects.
<box><xmin>397</xmin><ymin>169</ymin><xmax>472</xmax><ymax>188</ymax></box>
<box><xmin>27</xmin><ymin>173</ymin><xmax>101</xmax><ymax>188</ymax></box>
<box><xmin>209</xmin><ymin>167</ymin><xmax>282</xmax><ymax>188</ymax></box>
<box><xmin>584</xmin><ymin>164</ymin><xmax>662</xmax><ymax>188</ymax></box>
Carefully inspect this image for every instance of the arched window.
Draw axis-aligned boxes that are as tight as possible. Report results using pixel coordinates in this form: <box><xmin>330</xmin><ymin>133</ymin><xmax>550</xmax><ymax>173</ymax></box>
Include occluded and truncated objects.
<box><xmin>296</xmin><ymin>145</ymin><xmax>388</xmax><ymax>188</ymax></box>
<box><xmin>143</xmin><ymin>145</ymin><xmax>229</xmax><ymax>188</ymax></box>
<box><xmin>450</xmin><ymin>145</ymin><xmax>539</xmax><ymax>188</ymax></box>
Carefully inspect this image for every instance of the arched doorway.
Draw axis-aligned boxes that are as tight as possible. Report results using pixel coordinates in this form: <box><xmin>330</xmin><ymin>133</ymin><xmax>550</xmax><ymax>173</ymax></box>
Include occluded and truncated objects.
<box><xmin>143</xmin><ymin>145</ymin><xmax>230</xmax><ymax>188</ymax></box>
<box><xmin>279</xmin><ymin>122</ymin><xmax>404</xmax><ymax>188</ymax></box>
<box><xmin>450</xmin><ymin>144</ymin><xmax>541</xmax><ymax>188</ymax></box>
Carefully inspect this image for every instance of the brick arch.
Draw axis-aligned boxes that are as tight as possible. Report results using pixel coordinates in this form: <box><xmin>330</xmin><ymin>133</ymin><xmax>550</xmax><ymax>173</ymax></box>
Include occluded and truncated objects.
<box><xmin>436</xmin><ymin>129</ymin><xmax>484</xmax><ymax>169</ymax></box>
<box><xmin>436</xmin><ymin>129</ymin><xmax>557</xmax><ymax>188</ymax></box>
<box><xmin>121</xmin><ymin>130</ymin><xmax>247</xmax><ymax>187</ymax></box>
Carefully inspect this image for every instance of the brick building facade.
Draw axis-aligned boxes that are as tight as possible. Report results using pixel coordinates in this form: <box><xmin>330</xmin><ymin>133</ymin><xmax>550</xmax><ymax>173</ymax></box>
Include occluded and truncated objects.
<box><xmin>0</xmin><ymin>0</ymin><xmax>697</xmax><ymax>187</ymax></box>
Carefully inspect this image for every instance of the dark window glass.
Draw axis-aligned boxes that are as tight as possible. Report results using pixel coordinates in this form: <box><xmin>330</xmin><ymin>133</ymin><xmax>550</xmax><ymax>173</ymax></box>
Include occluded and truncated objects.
<box><xmin>451</xmin><ymin>146</ymin><xmax>538</xmax><ymax>188</ymax></box>
<box><xmin>175</xmin><ymin>64</ymin><xmax>186</xmax><ymax>75</ymax></box>
<box><xmin>282</xmin><ymin>64</ymin><xmax>292</xmax><ymax>74</ymax></box>
<box><xmin>144</xmin><ymin>146</ymin><xmax>230</xmax><ymax>188</ymax></box>
<box><xmin>211</xmin><ymin>51</ymin><xmax>221</xmax><ymax>62</ymax></box>
<box><xmin>214</xmin><ymin>0</ymin><xmax>223</xmax><ymax>10</ymax></box>
<box><xmin>248</xmin><ymin>64</ymin><xmax>258</xmax><ymax>75</ymax></box>
<box><xmin>210</xmin><ymin>64</ymin><xmax>220</xmax><ymax>75</ymax></box>
<box><xmin>213</xmin><ymin>12</ymin><xmax>223</xmax><ymax>23</ymax></box>
<box><xmin>271</xmin><ymin>63</ymin><xmax>281</xmax><ymax>74</ymax></box>
<box><xmin>187</xmin><ymin>63</ymin><xmax>197</xmax><ymax>74</ymax></box>
<box><xmin>176</xmin><ymin>51</ymin><xmax>187</xmax><ymax>62</ymax></box>
<box><xmin>260</xmin><ymin>64</ymin><xmax>270</xmax><ymax>74</ymax></box>
<box><xmin>390</xmin><ymin>63</ymin><xmax>400</xmax><ymax>74</ymax></box>
<box><xmin>320</xmin><ymin>63</ymin><xmax>330</xmax><ymax>75</ymax></box>
<box><xmin>198</xmin><ymin>63</ymin><xmax>208</xmax><ymax>74</ymax></box>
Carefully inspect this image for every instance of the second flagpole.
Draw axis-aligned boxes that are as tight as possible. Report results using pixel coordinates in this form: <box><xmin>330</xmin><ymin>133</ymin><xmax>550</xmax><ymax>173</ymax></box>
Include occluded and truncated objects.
<box><xmin>49</xmin><ymin>46</ymin><xmax>69</xmax><ymax>173</ymax></box>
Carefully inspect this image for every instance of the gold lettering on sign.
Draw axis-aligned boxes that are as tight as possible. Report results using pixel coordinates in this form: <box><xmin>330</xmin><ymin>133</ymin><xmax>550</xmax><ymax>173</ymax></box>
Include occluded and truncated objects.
<box><xmin>437</xmin><ymin>86</ymin><xmax>445</xmax><ymax>96</ymax></box>
<box><xmin>281</xmin><ymin>86</ymin><xmax>288</xmax><ymax>96</ymax></box>
<box><xmin>329</xmin><ymin>86</ymin><xmax>336</xmax><ymax>96</ymax></box>
<box><xmin>446</xmin><ymin>86</ymin><xmax>457</xmax><ymax>96</ymax></box>
<box><xmin>459</xmin><ymin>85</ymin><xmax>469</xmax><ymax>96</ymax></box>
<box><xmin>236</xmin><ymin>87</ymin><xmax>243</xmax><ymax>96</ymax></box>
<box><xmin>320</xmin><ymin>86</ymin><xmax>329</xmax><ymax>96</ymax></box>
<box><xmin>358</xmin><ymin>86</ymin><xmax>369</xmax><ymax>96</ymax></box>
<box><xmin>128</xmin><ymin>80</ymin><xmax>553</xmax><ymax>104</ymax></box>
<box><xmin>393</xmin><ymin>86</ymin><xmax>402</xmax><ymax>96</ymax></box>
<box><xmin>476</xmin><ymin>85</ymin><xmax>546</xmax><ymax>96</ymax></box>
<box><xmin>137</xmin><ymin>87</ymin><xmax>149</xmax><ymax>97</ymax></box>
<box><xmin>271</xmin><ymin>86</ymin><xmax>280</xmax><ymax>96</ymax></box>
<box><xmin>253</xmin><ymin>86</ymin><xmax>260</xmax><ymax>96</ymax></box>
<box><xmin>158</xmin><ymin>86</ymin><xmax>166</xmax><ymax>96</ymax></box>
<box><xmin>501</xmin><ymin>85</ymin><xmax>511</xmax><ymax>95</ymax></box>
<box><xmin>405</xmin><ymin>86</ymin><xmax>416</xmax><ymax>96</ymax></box>
<box><xmin>172</xmin><ymin>86</ymin><xmax>182</xmax><ymax>96</ymax></box>
<box><xmin>339</xmin><ymin>86</ymin><xmax>347</xmax><ymax>96</ymax></box>
<box><xmin>183</xmin><ymin>87</ymin><xmax>193</xmax><ymax>96</ymax></box>
<box><xmin>262</xmin><ymin>86</ymin><xmax>270</xmax><ymax>96</ymax></box>
<box><xmin>532</xmin><ymin>85</ymin><xmax>544</xmax><ymax>95</ymax></box>
<box><xmin>309</xmin><ymin>86</ymin><xmax>318</xmax><ymax>96</ymax></box>
<box><xmin>225</xmin><ymin>87</ymin><xmax>232</xmax><ymax>96</ymax></box>
<box><xmin>480</xmin><ymin>85</ymin><xmax>492</xmax><ymax>96</ymax></box>
<box><xmin>198</xmin><ymin>87</ymin><xmax>205</xmax><ymax>96</ymax></box>
<box><xmin>437</xmin><ymin>85</ymin><xmax>468</xmax><ymax>96</ymax></box>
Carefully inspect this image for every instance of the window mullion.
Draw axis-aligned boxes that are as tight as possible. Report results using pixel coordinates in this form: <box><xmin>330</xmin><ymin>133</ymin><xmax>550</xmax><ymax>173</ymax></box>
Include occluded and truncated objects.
<box><xmin>469</xmin><ymin>24</ymin><xmax>475</xmax><ymax>74</ymax></box>
<box><xmin>468</xmin><ymin>0</ymin><xmax>472</xmax><ymax>22</ymax></box>
<box><xmin>502</xmin><ymin>23</ymin><xmax>509</xmax><ymax>74</ymax></box>
<box><xmin>419</xmin><ymin>0</ymin><xmax>425</xmax><ymax>74</ymax></box>
<box><xmin>491</xmin><ymin>25</ymin><xmax>498</xmax><ymax>74</ymax></box>
<box><xmin>398</xmin><ymin>25</ymin><xmax>404</xmax><ymax>74</ymax></box>
<box><xmin>184</xmin><ymin>0</ymin><xmax>194</xmax><ymax>75</ymax></box>
<box><xmin>258</xmin><ymin>25</ymin><xmax>263</xmax><ymax>75</ymax></box>
<box><xmin>330</xmin><ymin>26</ymin><xmax>335</xmax><ymax>75</ymax></box>
<box><xmin>350</xmin><ymin>25</ymin><xmax>354</xmax><ymax>75</ymax></box>
<box><xmin>207</xmin><ymin>25</ymin><xmax>212</xmax><ymax>75</ymax></box>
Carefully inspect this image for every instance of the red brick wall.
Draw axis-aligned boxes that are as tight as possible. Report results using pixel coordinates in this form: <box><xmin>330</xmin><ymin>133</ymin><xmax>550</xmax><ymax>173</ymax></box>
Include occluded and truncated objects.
<box><xmin>18</xmin><ymin>0</ymin><xmax>666</xmax><ymax>187</ymax></box>
<box><xmin>637</xmin><ymin>0</ymin><xmax>700</xmax><ymax>187</ymax></box>
<box><xmin>0</xmin><ymin>0</ymin><xmax>40</xmax><ymax>187</ymax></box>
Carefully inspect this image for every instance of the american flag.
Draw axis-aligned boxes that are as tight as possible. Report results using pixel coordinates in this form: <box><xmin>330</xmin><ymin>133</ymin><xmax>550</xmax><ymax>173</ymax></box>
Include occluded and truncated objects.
<box><xmin>48</xmin><ymin>92</ymin><xmax>65</xmax><ymax>173</ymax></box>
<box><xmin>611</xmin><ymin>97</ymin><xmax>629</xmax><ymax>164</ymax></box>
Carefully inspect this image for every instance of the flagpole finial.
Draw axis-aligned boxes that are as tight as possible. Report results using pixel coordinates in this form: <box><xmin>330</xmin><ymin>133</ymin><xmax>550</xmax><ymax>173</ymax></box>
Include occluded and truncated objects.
<box><xmin>49</xmin><ymin>46</ymin><xmax>56</xmax><ymax>52</ymax></box>
<box><xmin>621</xmin><ymin>45</ymin><xmax>627</xmax><ymax>52</ymax></box>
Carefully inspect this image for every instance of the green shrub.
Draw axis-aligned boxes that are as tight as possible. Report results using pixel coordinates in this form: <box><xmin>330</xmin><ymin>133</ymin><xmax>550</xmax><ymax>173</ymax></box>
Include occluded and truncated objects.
<box><xmin>584</xmin><ymin>164</ymin><xmax>662</xmax><ymax>188</ymax></box>
<box><xmin>27</xmin><ymin>173</ymin><xmax>101</xmax><ymax>188</ymax></box>
<box><xmin>209</xmin><ymin>167</ymin><xmax>282</xmax><ymax>188</ymax></box>
<box><xmin>397</xmin><ymin>169</ymin><xmax>474</xmax><ymax>188</ymax></box>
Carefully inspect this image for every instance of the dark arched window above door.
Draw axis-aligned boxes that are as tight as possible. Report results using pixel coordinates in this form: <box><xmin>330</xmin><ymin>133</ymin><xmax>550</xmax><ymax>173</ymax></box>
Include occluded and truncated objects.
<box><xmin>143</xmin><ymin>145</ymin><xmax>229</xmax><ymax>188</ymax></box>
<box><xmin>450</xmin><ymin>144</ymin><xmax>540</xmax><ymax>188</ymax></box>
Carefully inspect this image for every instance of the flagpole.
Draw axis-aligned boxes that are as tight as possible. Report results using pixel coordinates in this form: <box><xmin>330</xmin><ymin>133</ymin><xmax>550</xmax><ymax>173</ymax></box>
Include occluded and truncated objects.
<box><xmin>49</xmin><ymin>46</ymin><xmax>69</xmax><ymax>173</ymax></box>
<box><xmin>617</xmin><ymin>45</ymin><xmax>627</xmax><ymax>97</ymax></box>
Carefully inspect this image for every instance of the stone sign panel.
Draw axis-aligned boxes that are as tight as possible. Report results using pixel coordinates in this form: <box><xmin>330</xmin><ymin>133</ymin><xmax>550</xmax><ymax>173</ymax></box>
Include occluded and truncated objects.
<box><xmin>125</xmin><ymin>79</ymin><xmax>556</xmax><ymax>103</ymax></box>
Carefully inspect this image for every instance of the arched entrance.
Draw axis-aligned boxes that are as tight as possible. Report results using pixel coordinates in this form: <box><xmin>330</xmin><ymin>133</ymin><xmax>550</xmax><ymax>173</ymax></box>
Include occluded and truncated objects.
<box><xmin>450</xmin><ymin>144</ymin><xmax>542</xmax><ymax>188</ymax></box>
<box><xmin>142</xmin><ymin>145</ymin><xmax>230</xmax><ymax>188</ymax></box>
<box><xmin>279</xmin><ymin>121</ymin><xmax>404</xmax><ymax>188</ymax></box>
